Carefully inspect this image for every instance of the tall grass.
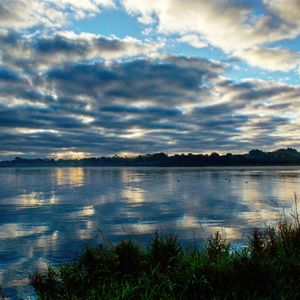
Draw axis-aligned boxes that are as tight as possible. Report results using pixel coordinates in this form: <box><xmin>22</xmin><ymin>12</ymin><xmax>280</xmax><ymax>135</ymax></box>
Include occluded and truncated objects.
<box><xmin>30</xmin><ymin>198</ymin><xmax>300</xmax><ymax>299</ymax></box>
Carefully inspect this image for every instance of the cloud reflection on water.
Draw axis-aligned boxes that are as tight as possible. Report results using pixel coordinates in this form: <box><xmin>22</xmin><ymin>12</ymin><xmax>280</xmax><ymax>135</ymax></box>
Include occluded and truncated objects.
<box><xmin>55</xmin><ymin>168</ymin><xmax>85</xmax><ymax>187</ymax></box>
<box><xmin>0</xmin><ymin>167</ymin><xmax>300</xmax><ymax>298</ymax></box>
<box><xmin>0</xmin><ymin>223</ymin><xmax>48</xmax><ymax>239</ymax></box>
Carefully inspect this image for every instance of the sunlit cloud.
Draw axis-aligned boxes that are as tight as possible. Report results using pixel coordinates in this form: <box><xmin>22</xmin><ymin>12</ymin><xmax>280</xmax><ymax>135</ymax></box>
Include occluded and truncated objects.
<box><xmin>0</xmin><ymin>0</ymin><xmax>115</xmax><ymax>30</ymax></box>
<box><xmin>177</xmin><ymin>34</ymin><xmax>208</xmax><ymax>49</ymax></box>
<box><xmin>121</xmin><ymin>0</ymin><xmax>300</xmax><ymax>72</ymax></box>
<box><xmin>235</xmin><ymin>47</ymin><xmax>300</xmax><ymax>72</ymax></box>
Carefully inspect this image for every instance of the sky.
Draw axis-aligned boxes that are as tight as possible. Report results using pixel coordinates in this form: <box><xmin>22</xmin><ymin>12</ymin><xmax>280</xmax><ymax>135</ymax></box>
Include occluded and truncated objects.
<box><xmin>0</xmin><ymin>0</ymin><xmax>300</xmax><ymax>160</ymax></box>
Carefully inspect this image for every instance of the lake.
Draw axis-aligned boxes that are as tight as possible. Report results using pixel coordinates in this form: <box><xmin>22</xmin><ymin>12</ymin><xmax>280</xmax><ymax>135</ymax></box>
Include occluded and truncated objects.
<box><xmin>1</xmin><ymin>166</ymin><xmax>300</xmax><ymax>298</ymax></box>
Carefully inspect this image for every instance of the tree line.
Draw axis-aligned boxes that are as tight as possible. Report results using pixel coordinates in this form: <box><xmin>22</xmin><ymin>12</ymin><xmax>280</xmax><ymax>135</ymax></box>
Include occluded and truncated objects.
<box><xmin>1</xmin><ymin>148</ymin><xmax>300</xmax><ymax>167</ymax></box>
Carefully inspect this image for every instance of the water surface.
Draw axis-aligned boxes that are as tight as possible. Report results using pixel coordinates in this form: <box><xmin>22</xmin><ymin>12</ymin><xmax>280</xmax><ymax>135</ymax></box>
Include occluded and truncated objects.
<box><xmin>1</xmin><ymin>166</ymin><xmax>300</xmax><ymax>298</ymax></box>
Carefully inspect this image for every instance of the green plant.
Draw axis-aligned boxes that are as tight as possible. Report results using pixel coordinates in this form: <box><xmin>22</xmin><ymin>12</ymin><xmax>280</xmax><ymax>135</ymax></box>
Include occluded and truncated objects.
<box><xmin>114</xmin><ymin>240</ymin><xmax>142</xmax><ymax>276</ymax></box>
<box><xmin>205</xmin><ymin>231</ymin><xmax>229</xmax><ymax>260</ymax></box>
<box><xmin>147</xmin><ymin>231</ymin><xmax>182</xmax><ymax>271</ymax></box>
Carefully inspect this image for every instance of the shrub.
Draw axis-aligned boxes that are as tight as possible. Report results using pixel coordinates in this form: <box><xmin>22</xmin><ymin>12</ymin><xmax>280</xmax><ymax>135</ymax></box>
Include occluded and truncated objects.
<box><xmin>114</xmin><ymin>240</ymin><xmax>142</xmax><ymax>277</ymax></box>
<box><xmin>147</xmin><ymin>231</ymin><xmax>182</xmax><ymax>272</ymax></box>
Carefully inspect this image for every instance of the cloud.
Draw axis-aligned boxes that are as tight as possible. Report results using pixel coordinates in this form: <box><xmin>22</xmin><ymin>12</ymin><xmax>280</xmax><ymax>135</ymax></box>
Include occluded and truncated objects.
<box><xmin>1</xmin><ymin>0</ymin><xmax>300</xmax><ymax>73</ymax></box>
<box><xmin>33</xmin><ymin>31</ymin><xmax>161</xmax><ymax>61</ymax></box>
<box><xmin>121</xmin><ymin>0</ymin><xmax>161</xmax><ymax>25</ymax></box>
<box><xmin>45</xmin><ymin>56</ymin><xmax>224</xmax><ymax>104</ymax></box>
<box><xmin>0</xmin><ymin>0</ymin><xmax>299</xmax><ymax>160</ymax></box>
<box><xmin>2</xmin><ymin>1</ymin><xmax>300</xmax><ymax>72</ymax></box>
<box><xmin>121</xmin><ymin>0</ymin><xmax>300</xmax><ymax>72</ymax></box>
<box><xmin>122</xmin><ymin>0</ymin><xmax>278</xmax><ymax>50</ymax></box>
<box><xmin>177</xmin><ymin>34</ymin><xmax>208</xmax><ymax>49</ymax></box>
<box><xmin>0</xmin><ymin>0</ymin><xmax>115</xmax><ymax>30</ymax></box>
<box><xmin>0</xmin><ymin>51</ymin><xmax>300</xmax><ymax>159</ymax></box>
<box><xmin>0</xmin><ymin>30</ymin><xmax>162</xmax><ymax>71</ymax></box>
<box><xmin>0</xmin><ymin>65</ymin><xmax>22</xmax><ymax>82</ymax></box>
<box><xmin>235</xmin><ymin>47</ymin><xmax>300</xmax><ymax>72</ymax></box>
<box><xmin>264</xmin><ymin>0</ymin><xmax>300</xmax><ymax>28</ymax></box>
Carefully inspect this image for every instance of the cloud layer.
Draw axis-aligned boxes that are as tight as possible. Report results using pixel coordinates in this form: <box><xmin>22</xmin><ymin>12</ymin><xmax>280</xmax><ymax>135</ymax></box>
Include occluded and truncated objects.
<box><xmin>0</xmin><ymin>42</ymin><xmax>299</xmax><ymax>159</ymax></box>
<box><xmin>0</xmin><ymin>0</ymin><xmax>299</xmax><ymax>159</ymax></box>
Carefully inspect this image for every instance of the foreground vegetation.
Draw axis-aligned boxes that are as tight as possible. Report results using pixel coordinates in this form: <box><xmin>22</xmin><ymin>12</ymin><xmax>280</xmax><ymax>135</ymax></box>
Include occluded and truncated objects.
<box><xmin>30</xmin><ymin>204</ymin><xmax>300</xmax><ymax>300</ymax></box>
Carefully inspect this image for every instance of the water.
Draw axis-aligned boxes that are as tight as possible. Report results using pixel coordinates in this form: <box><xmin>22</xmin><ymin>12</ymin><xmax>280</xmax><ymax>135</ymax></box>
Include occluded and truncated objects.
<box><xmin>1</xmin><ymin>166</ymin><xmax>300</xmax><ymax>298</ymax></box>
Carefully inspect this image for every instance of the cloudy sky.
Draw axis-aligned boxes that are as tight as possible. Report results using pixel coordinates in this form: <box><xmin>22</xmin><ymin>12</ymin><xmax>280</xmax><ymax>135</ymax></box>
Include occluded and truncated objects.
<box><xmin>0</xmin><ymin>0</ymin><xmax>300</xmax><ymax>159</ymax></box>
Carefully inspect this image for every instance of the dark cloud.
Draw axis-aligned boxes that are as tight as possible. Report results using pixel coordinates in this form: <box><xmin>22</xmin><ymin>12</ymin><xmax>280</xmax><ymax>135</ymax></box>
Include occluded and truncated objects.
<box><xmin>100</xmin><ymin>104</ymin><xmax>182</xmax><ymax>117</ymax></box>
<box><xmin>0</xmin><ymin>34</ymin><xmax>299</xmax><ymax>159</ymax></box>
<box><xmin>0</xmin><ymin>29</ymin><xmax>160</xmax><ymax>73</ymax></box>
<box><xmin>32</xmin><ymin>33</ymin><xmax>155</xmax><ymax>59</ymax></box>
<box><xmin>193</xmin><ymin>103</ymin><xmax>234</xmax><ymax>115</ymax></box>
<box><xmin>46</xmin><ymin>57</ymin><xmax>221</xmax><ymax>104</ymax></box>
<box><xmin>239</xmin><ymin>85</ymin><xmax>296</xmax><ymax>101</ymax></box>
<box><xmin>0</xmin><ymin>65</ymin><xmax>21</xmax><ymax>82</ymax></box>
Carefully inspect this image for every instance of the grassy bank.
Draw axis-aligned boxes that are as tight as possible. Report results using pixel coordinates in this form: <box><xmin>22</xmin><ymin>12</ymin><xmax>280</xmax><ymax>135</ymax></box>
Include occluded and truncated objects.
<box><xmin>30</xmin><ymin>207</ymin><xmax>300</xmax><ymax>300</ymax></box>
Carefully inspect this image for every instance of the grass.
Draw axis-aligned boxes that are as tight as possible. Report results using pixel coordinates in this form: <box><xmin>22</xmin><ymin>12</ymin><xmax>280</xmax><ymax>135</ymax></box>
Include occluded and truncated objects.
<box><xmin>28</xmin><ymin>197</ymin><xmax>300</xmax><ymax>299</ymax></box>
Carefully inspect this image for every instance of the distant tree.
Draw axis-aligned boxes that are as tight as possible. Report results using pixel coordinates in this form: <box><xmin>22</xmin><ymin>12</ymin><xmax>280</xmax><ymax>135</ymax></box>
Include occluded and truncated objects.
<box><xmin>0</xmin><ymin>148</ymin><xmax>299</xmax><ymax>168</ymax></box>
<box><xmin>286</xmin><ymin>148</ymin><xmax>297</xmax><ymax>153</ymax></box>
<box><xmin>249</xmin><ymin>149</ymin><xmax>265</xmax><ymax>158</ymax></box>
<box><xmin>210</xmin><ymin>152</ymin><xmax>220</xmax><ymax>158</ymax></box>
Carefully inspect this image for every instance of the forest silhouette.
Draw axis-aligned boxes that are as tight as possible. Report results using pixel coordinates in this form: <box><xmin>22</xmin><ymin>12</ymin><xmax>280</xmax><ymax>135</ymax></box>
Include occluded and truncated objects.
<box><xmin>1</xmin><ymin>148</ymin><xmax>300</xmax><ymax>167</ymax></box>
